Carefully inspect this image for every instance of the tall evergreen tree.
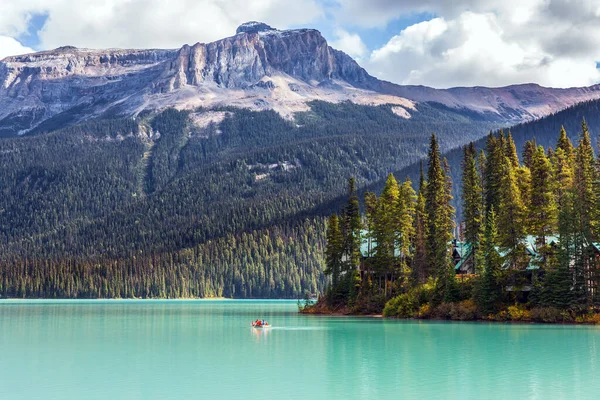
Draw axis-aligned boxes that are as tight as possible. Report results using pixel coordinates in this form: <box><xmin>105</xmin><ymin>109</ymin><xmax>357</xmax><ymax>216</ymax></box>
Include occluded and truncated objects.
<box><xmin>572</xmin><ymin>119</ymin><xmax>598</xmax><ymax>303</ymax></box>
<box><xmin>343</xmin><ymin>177</ymin><xmax>362</xmax><ymax>273</ymax></box>
<box><xmin>374</xmin><ymin>174</ymin><xmax>399</xmax><ymax>295</ymax></box>
<box><xmin>505</xmin><ymin>131</ymin><xmax>520</xmax><ymax>169</ymax></box>
<box><xmin>556</xmin><ymin>126</ymin><xmax>573</xmax><ymax>158</ymax></box>
<box><xmin>474</xmin><ymin>208</ymin><xmax>502</xmax><ymax>315</ymax></box>
<box><xmin>523</xmin><ymin>139</ymin><xmax>536</xmax><ymax>170</ymax></box>
<box><xmin>324</xmin><ymin>214</ymin><xmax>343</xmax><ymax>287</ymax></box>
<box><xmin>484</xmin><ymin>132</ymin><xmax>504</xmax><ymax>213</ymax></box>
<box><xmin>412</xmin><ymin>163</ymin><xmax>428</xmax><ymax>284</ymax></box>
<box><xmin>397</xmin><ymin>177</ymin><xmax>416</xmax><ymax>280</ymax></box>
<box><xmin>364</xmin><ymin>192</ymin><xmax>378</xmax><ymax>259</ymax></box>
<box><xmin>497</xmin><ymin>155</ymin><xmax>527</xmax><ymax>268</ymax></box>
<box><xmin>462</xmin><ymin>142</ymin><xmax>483</xmax><ymax>247</ymax></box>
<box><xmin>529</xmin><ymin>145</ymin><xmax>558</xmax><ymax>244</ymax></box>
<box><xmin>425</xmin><ymin>134</ymin><xmax>457</xmax><ymax>302</ymax></box>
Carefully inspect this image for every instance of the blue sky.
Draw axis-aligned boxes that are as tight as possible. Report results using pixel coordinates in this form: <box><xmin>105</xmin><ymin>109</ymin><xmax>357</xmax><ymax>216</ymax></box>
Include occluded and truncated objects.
<box><xmin>16</xmin><ymin>7</ymin><xmax>434</xmax><ymax>58</ymax></box>
<box><xmin>16</xmin><ymin>13</ymin><xmax>48</xmax><ymax>49</ymax></box>
<box><xmin>1</xmin><ymin>0</ymin><xmax>599</xmax><ymax>89</ymax></box>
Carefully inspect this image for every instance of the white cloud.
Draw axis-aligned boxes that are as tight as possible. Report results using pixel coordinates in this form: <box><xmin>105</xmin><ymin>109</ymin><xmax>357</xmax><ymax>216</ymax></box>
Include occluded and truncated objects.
<box><xmin>1</xmin><ymin>0</ymin><xmax>600</xmax><ymax>88</ymax></box>
<box><xmin>0</xmin><ymin>36</ymin><xmax>34</xmax><ymax>59</ymax></box>
<box><xmin>0</xmin><ymin>0</ymin><xmax>324</xmax><ymax>50</ymax></box>
<box><xmin>329</xmin><ymin>29</ymin><xmax>367</xmax><ymax>59</ymax></box>
<box><xmin>363</xmin><ymin>2</ymin><xmax>600</xmax><ymax>88</ymax></box>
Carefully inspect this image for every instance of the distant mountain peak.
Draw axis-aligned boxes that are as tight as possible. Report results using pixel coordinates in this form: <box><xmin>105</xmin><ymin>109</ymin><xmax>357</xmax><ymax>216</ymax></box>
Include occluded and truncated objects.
<box><xmin>2</xmin><ymin>21</ymin><xmax>600</xmax><ymax>137</ymax></box>
<box><xmin>236</xmin><ymin>21</ymin><xmax>277</xmax><ymax>35</ymax></box>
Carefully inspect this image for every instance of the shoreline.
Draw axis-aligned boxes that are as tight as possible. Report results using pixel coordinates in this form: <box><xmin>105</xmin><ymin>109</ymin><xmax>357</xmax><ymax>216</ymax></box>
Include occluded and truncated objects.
<box><xmin>301</xmin><ymin>307</ymin><xmax>600</xmax><ymax>325</ymax></box>
<box><xmin>0</xmin><ymin>297</ymin><xmax>306</xmax><ymax>302</ymax></box>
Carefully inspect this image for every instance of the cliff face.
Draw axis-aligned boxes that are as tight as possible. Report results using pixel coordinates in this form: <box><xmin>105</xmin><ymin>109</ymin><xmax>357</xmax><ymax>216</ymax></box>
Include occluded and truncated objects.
<box><xmin>1</xmin><ymin>21</ymin><xmax>600</xmax><ymax>136</ymax></box>
<box><xmin>160</xmin><ymin>27</ymin><xmax>371</xmax><ymax>91</ymax></box>
<box><xmin>0</xmin><ymin>23</ymin><xmax>378</xmax><ymax>136</ymax></box>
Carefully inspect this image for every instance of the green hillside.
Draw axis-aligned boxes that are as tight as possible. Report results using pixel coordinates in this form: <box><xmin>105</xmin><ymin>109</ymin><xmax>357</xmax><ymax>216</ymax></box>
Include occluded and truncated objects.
<box><xmin>0</xmin><ymin>101</ymin><xmax>495</xmax><ymax>298</ymax></box>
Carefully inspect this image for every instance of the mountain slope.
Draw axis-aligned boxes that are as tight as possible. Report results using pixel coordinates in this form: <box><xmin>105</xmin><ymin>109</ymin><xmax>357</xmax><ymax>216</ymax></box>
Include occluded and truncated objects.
<box><xmin>2</xmin><ymin>21</ymin><xmax>600</xmax><ymax>299</ymax></box>
<box><xmin>381</xmin><ymin>98</ymin><xmax>600</xmax><ymax>223</ymax></box>
<box><xmin>2</xmin><ymin>98</ymin><xmax>598</xmax><ymax>298</ymax></box>
<box><xmin>3</xmin><ymin>21</ymin><xmax>600</xmax><ymax>136</ymax></box>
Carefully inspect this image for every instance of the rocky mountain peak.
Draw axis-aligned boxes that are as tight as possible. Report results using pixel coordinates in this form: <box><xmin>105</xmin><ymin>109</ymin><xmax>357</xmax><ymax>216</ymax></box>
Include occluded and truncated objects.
<box><xmin>2</xmin><ymin>22</ymin><xmax>600</xmax><ymax>137</ymax></box>
<box><xmin>236</xmin><ymin>21</ymin><xmax>277</xmax><ymax>35</ymax></box>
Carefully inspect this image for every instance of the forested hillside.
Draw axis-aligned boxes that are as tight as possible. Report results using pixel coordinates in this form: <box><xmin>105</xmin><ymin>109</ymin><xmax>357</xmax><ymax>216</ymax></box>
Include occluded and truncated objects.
<box><xmin>0</xmin><ymin>101</ymin><xmax>495</xmax><ymax>298</ymax></box>
<box><xmin>382</xmin><ymin>99</ymin><xmax>600</xmax><ymax>221</ymax></box>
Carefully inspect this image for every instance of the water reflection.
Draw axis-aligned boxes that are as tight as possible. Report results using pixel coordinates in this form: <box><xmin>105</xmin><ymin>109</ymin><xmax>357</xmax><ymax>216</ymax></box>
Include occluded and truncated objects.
<box><xmin>1</xmin><ymin>300</ymin><xmax>600</xmax><ymax>400</ymax></box>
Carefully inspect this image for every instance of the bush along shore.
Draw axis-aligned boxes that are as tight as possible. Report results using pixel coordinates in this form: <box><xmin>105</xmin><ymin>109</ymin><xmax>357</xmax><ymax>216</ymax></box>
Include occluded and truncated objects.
<box><xmin>304</xmin><ymin>123</ymin><xmax>600</xmax><ymax>324</ymax></box>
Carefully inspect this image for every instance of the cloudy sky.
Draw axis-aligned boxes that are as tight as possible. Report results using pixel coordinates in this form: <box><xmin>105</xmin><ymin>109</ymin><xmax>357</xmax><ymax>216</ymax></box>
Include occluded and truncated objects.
<box><xmin>1</xmin><ymin>0</ymin><xmax>600</xmax><ymax>88</ymax></box>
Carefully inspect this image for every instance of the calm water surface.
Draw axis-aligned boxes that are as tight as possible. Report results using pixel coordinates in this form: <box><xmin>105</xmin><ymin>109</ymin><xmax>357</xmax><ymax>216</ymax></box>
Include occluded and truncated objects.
<box><xmin>1</xmin><ymin>300</ymin><xmax>599</xmax><ymax>399</ymax></box>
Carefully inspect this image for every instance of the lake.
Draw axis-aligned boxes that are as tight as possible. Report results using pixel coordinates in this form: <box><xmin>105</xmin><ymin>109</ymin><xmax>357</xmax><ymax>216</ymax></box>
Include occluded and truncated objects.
<box><xmin>0</xmin><ymin>300</ymin><xmax>599</xmax><ymax>399</ymax></box>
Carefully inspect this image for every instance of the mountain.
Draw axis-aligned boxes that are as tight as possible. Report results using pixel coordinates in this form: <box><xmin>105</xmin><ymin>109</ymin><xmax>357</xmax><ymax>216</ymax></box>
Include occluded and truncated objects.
<box><xmin>1</xmin><ymin>22</ymin><xmax>600</xmax><ymax>299</ymax></box>
<box><xmin>3</xmin><ymin>21</ymin><xmax>600</xmax><ymax>137</ymax></box>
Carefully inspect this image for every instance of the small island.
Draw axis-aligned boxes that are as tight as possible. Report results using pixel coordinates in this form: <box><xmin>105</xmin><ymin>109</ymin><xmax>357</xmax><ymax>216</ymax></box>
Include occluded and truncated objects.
<box><xmin>305</xmin><ymin>121</ymin><xmax>600</xmax><ymax>323</ymax></box>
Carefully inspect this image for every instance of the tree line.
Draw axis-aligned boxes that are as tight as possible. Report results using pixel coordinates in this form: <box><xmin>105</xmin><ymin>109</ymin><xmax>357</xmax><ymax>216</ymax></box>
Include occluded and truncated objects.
<box><xmin>320</xmin><ymin>121</ymin><xmax>600</xmax><ymax>321</ymax></box>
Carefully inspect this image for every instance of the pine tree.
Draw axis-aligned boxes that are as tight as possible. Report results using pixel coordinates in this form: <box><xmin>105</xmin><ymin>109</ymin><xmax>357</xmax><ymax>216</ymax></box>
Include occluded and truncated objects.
<box><xmin>364</xmin><ymin>192</ymin><xmax>378</xmax><ymax>259</ymax></box>
<box><xmin>425</xmin><ymin>134</ymin><xmax>456</xmax><ymax>302</ymax></box>
<box><xmin>505</xmin><ymin>131</ymin><xmax>520</xmax><ymax>169</ymax></box>
<box><xmin>412</xmin><ymin>163</ymin><xmax>428</xmax><ymax>284</ymax></box>
<box><xmin>515</xmin><ymin>165</ymin><xmax>532</xmax><ymax>232</ymax></box>
<box><xmin>397</xmin><ymin>177</ymin><xmax>416</xmax><ymax>280</ymax></box>
<box><xmin>462</xmin><ymin>142</ymin><xmax>483</xmax><ymax>247</ymax></box>
<box><xmin>497</xmin><ymin>155</ymin><xmax>527</xmax><ymax>268</ymax></box>
<box><xmin>540</xmin><ymin>255</ymin><xmax>576</xmax><ymax>310</ymax></box>
<box><xmin>572</xmin><ymin>119</ymin><xmax>598</xmax><ymax>303</ymax></box>
<box><xmin>374</xmin><ymin>174</ymin><xmax>399</xmax><ymax>295</ymax></box>
<box><xmin>484</xmin><ymin>132</ymin><xmax>504</xmax><ymax>213</ymax></box>
<box><xmin>324</xmin><ymin>214</ymin><xmax>343</xmax><ymax>287</ymax></box>
<box><xmin>343</xmin><ymin>177</ymin><xmax>362</xmax><ymax>272</ymax></box>
<box><xmin>529</xmin><ymin>145</ymin><xmax>558</xmax><ymax>245</ymax></box>
<box><xmin>556</xmin><ymin>126</ymin><xmax>573</xmax><ymax>159</ymax></box>
<box><xmin>522</xmin><ymin>140</ymin><xmax>536</xmax><ymax>170</ymax></box>
<box><xmin>474</xmin><ymin>208</ymin><xmax>502</xmax><ymax>315</ymax></box>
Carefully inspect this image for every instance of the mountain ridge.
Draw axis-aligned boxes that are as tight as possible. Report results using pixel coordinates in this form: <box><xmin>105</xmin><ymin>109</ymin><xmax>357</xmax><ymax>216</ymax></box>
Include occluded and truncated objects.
<box><xmin>2</xmin><ymin>21</ymin><xmax>600</xmax><ymax>136</ymax></box>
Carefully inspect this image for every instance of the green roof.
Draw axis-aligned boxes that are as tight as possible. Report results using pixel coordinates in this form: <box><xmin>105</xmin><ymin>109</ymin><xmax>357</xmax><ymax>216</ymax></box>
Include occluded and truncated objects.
<box><xmin>453</xmin><ymin>241</ymin><xmax>474</xmax><ymax>271</ymax></box>
<box><xmin>454</xmin><ymin>242</ymin><xmax>473</xmax><ymax>258</ymax></box>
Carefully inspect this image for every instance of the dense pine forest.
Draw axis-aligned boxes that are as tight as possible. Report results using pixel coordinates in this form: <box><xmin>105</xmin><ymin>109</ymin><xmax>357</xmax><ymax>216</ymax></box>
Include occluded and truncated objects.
<box><xmin>0</xmin><ymin>101</ymin><xmax>494</xmax><ymax>298</ymax></box>
<box><xmin>313</xmin><ymin>121</ymin><xmax>600</xmax><ymax>323</ymax></box>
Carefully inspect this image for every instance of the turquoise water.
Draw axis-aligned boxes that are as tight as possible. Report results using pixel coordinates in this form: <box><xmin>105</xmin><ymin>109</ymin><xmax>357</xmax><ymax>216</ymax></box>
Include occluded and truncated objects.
<box><xmin>1</xmin><ymin>300</ymin><xmax>600</xmax><ymax>399</ymax></box>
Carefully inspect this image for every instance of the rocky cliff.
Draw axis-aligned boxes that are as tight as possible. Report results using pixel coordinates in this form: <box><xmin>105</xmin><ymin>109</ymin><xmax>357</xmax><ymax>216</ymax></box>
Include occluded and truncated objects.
<box><xmin>1</xmin><ymin>21</ymin><xmax>600</xmax><ymax>136</ymax></box>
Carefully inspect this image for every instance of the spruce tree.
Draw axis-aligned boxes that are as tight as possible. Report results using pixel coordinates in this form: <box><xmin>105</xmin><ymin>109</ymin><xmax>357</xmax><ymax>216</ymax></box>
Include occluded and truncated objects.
<box><xmin>474</xmin><ymin>208</ymin><xmax>502</xmax><ymax>315</ymax></box>
<box><xmin>397</xmin><ymin>177</ymin><xmax>416</xmax><ymax>280</ymax></box>
<box><xmin>505</xmin><ymin>131</ymin><xmax>520</xmax><ymax>169</ymax></box>
<box><xmin>556</xmin><ymin>126</ymin><xmax>573</xmax><ymax>158</ymax></box>
<box><xmin>364</xmin><ymin>192</ymin><xmax>378</xmax><ymax>259</ymax></box>
<box><xmin>412</xmin><ymin>163</ymin><xmax>428</xmax><ymax>284</ymax></box>
<box><xmin>484</xmin><ymin>132</ymin><xmax>504</xmax><ymax>213</ymax></box>
<box><xmin>343</xmin><ymin>177</ymin><xmax>362</xmax><ymax>272</ymax></box>
<box><xmin>374</xmin><ymin>174</ymin><xmax>399</xmax><ymax>295</ymax></box>
<box><xmin>462</xmin><ymin>142</ymin><xmax>483</xmax><ymax>248</ymax></box>
<box><xmin>523</xmin><ymin>140</ymin><xmax>536</xmax><ymax>170</ymax></box>
<box><xmin>497</xmin><ymin>155</ymin><xmax>527</xmax><ymax>268</ymax></box>
<box><xmin>572</xmin><ymin>119</ymin><xmax>598</xmax><ymax>303</ymax></box>
<box><xmin>324</xmin><ymin>214</ymin><xmax>343</xmax><ymax>287</ymax></box>
<box><xmin>425</xmin><ymin>134</ymin><xmax>456</xmax><ymax>302</ymax></box>
<box><xmin>529</xmin><ymin>145</ymin><xmax>558</xmax><ymax>245</ymax></box>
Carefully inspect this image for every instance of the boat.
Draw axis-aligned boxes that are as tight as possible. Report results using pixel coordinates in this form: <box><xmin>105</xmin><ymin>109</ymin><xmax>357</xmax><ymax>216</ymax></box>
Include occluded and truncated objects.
<box><xmin>251</xmin><ymin>321</ymin><xmax>270</xmax><ymax>328</ymax></box>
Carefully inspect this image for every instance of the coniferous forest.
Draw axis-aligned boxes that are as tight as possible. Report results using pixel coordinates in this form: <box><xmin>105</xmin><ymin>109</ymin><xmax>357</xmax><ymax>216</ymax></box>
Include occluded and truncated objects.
<box><xmin>314</xmin><ymin>120</ymin><xmax>600</xmax><ymax>323</ymax></box>
<box><xmin>1</xmin><ymin>99</ymin><xmax>600</xmax><ymax>302</ymax></box>
<box><xmin>0</xmin><ymin>101</ymin><xmax>494</xmax><ymax>298</ymax></box>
